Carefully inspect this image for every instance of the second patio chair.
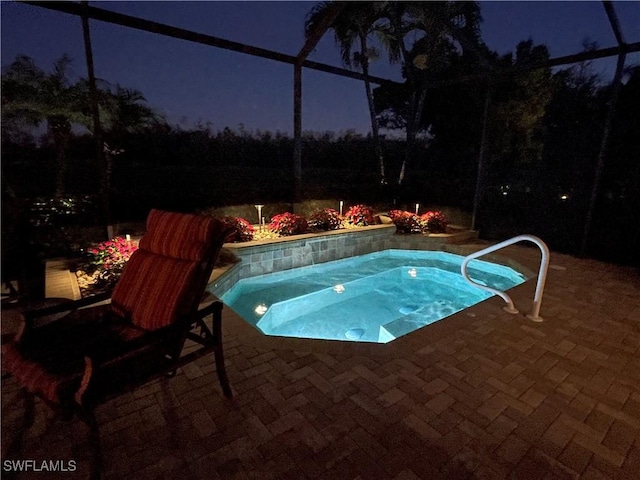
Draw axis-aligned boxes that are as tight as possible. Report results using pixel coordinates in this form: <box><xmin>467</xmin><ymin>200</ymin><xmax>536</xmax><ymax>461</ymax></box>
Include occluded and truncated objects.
<box><xmin>3</xmin><ymin>209</ymin><xmax>233</xmax><ymax>477</ymax></box>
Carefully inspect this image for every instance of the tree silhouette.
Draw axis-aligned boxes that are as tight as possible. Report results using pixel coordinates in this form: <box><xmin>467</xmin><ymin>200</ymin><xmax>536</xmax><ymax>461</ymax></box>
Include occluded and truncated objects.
<box><xmin>2</xmin><ymin>55</ymin><xmax>90</xmax><ymax>197</ymax></box>
<box><xmin>305</xmin><ymin>1</ymin><xmax>390</xmax><ymax>183</ymax></box>
<box><xmin>376</xmin><ymin>1</ymin><xmax>483</xmax><ymax>185</ymax></box>
<box><xmin>2</xmin><ymin>55</ymin><xmax>163</xmax><ymax>203</ymax></box>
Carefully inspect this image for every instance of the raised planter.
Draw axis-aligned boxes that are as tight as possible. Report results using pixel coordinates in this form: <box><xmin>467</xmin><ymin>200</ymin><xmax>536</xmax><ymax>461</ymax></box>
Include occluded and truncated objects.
<box><xmin>208</xmin><ymin>225</ymin><xmax>478</xmax><ymax>297</ymax></box>
<box><xmin>45</xmin><ymin>225</ymin><xmax>479</xmax><ymax>302</ymax></box>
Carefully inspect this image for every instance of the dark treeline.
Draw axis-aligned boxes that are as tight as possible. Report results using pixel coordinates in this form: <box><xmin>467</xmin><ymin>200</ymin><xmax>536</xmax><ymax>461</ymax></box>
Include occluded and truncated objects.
<box><xmin>372</xmin><ymin>35</ymin><xmax>640</xmax><ymax>265</ymax></box>
<box><xmin>3</xmin><ymin>58</ymin><xmax>640</xmax><ymax>266</ymax></box>
<box><xmin>3</xmin><ymin>127</ymin><xmax>398</xmax><ymax>210</ymax></box>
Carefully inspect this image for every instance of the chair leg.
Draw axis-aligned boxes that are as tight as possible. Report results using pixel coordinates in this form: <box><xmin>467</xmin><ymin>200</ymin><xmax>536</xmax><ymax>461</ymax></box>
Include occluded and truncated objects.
<box><xmin>23</xmin><ymin>388</ymin><xmax>35</xmax><ymax>428</ymax></box>
<box><xmin>89</xmin><ymin>416</ymin><xmax>102</xmax><ymax>480</ymax></box>
<box><xmin>213</xmin><ymin>347</ymin><xmax>232</xmax><ymax>397</ymax></box>
<box><xmin>209</xmin><ymin>303</ymin><xmax>232</xmax><ymax>397</ymax></box>
<box><xmin>3</xmin><ymin>389</ymin><xmax>36</xmax><ymax>469</ymax></box>
<box><xmin>79</xmin><ymin>409</ymin><xmax>102</xmax><ymax>480</ymax></box>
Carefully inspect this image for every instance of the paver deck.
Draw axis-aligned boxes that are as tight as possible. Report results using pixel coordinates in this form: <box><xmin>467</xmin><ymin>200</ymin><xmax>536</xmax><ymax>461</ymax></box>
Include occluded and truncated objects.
<box><xmin>2</xmin><ymin>243</ymin><xmax>639</xmax><ymax>479</ymax></box>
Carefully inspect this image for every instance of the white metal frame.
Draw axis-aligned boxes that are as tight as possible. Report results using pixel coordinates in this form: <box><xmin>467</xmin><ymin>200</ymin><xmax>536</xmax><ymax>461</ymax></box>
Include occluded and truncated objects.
<box><xmin>461</xmin><ymin>235</ymin><xmax>550</xmax><ymax>322</ymax></box>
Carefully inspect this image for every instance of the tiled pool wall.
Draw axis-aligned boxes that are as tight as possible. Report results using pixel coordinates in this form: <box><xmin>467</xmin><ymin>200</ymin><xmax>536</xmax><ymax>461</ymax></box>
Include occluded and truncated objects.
<box><xmin>209</xmin><ymin>225</ymin><xmax>479</xmax><ymax>297</ymax></box>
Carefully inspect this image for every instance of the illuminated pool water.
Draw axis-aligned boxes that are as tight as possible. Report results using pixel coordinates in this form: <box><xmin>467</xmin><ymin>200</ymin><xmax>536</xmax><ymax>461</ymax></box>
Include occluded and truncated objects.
<box><xmin>219</xmin><ymin>250</ymin><xmax>527</xmax><ymax>343</ymax></box>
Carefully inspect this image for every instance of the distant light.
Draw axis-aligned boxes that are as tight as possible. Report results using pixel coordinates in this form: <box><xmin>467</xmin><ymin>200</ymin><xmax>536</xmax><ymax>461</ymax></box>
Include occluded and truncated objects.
<box><xmin>560</xmin><ymin>194</ymin><xmax>569</xmax><ymax>201</ymax></box>
<box><xmin>502</xmin><ymin>191</ymin><xmax>508</xmax><ymax>196</ymax></box>
<box><xmin>333</xmin><ymin>284</ymin><xmax>345</xmax><ymax>294</ymax></box>
<box><xmin>408</xmin><ymin>268</ymin><xmax>417</xmax><ymax>278</ymax></box>
<box><xmin>254</xmin><ymin>304</ymin><xmax>268</xmax><ymax>315</ymax></box>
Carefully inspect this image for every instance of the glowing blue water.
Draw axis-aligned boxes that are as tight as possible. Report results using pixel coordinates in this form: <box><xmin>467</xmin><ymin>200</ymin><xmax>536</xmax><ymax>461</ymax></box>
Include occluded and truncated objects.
<box><xmin>219</xmin><ymin>250</ymin><xmax>526</xmax><ymax>343</ymax></box>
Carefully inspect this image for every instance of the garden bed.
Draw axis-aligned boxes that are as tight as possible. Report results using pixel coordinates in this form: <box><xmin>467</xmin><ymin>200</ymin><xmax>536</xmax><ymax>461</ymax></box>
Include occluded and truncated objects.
<box><xmin>67</xmin><ymin>204</ymin><xmax>474</xmax><ymax>299</ymax></box>
<box><xmin>62</xmin><ymin>225</ymin><xmax>477</xmax><ymax>300</ymax></box>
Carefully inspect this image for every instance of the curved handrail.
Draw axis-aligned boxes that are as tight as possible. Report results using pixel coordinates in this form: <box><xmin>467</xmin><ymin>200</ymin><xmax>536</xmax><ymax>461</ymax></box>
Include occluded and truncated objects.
<box><xmin>461</xmin><ymin>235</ymin><xmax>550</xmax><ymax>322</ymax></box>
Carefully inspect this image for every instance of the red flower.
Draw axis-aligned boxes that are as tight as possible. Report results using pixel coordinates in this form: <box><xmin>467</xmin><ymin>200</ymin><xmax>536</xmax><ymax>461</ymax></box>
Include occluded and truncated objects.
<box><xmin>390</xmin><ymin>210</ymin><xmax>421</xmax><ymax>234</ymax></box>
<box><xmin>220</xmin><ymin>216</ymin><xmax>255</xmax><ymax>242</ymax></box>
<box><xmin>87</xmin><ymin>236</ymin><xmax>138</xmax><ymax>289</ymax></box>
<box><xmin>344</xmin><ymin>205</ymin><xmax>375</xmax><ymax>226</ymax></box>
<box><xmin>389</xmin><ymin>209</ymin><xmax>448</xmax><ymax>234</ymax></box>
<box><xmin>420</xmin><ymin>211</ymin><xmax>447</xmax><ymax>233</ymax></box>
<box><xmin>308</xmin><ymin>208</ymin><xmax>342</xmax><ymax>231</ymax></box>
<box><xmin>268</xmin><ymin>212</ymin><xmax>308</xmax><ymax>236</ymax></box>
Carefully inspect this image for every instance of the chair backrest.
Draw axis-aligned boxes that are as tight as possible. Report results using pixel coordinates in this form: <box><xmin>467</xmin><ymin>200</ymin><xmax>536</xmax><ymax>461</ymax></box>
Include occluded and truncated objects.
<box><xmin>110</xmin><ymin>209</ymin><xmax>227</xmax><ymax>331</ymax></box>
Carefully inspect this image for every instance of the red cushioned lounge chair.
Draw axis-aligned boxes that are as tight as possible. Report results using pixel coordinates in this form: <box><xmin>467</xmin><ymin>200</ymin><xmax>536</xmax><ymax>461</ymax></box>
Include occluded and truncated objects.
<box><xmin>3</xmin><ymin>209</ymin><xmax>233</xmax><ymax>477</ymax></box>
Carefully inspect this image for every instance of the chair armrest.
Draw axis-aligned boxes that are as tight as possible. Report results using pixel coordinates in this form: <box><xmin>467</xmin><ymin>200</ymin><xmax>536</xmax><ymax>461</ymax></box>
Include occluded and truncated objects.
<box><xmin>196</xmin><ymin>300</ymin><xmax>223</xmax><ymax>320</ymax></box>
<box><xmin>167</xmin><ymin>300</ymin><xmax>223</xmax><ymax>333</ymax></box>
<box><xmin>75</xmin><ymin>335</ymin><xmax>172</xmax><ymax>407</ymax></box>
<box><xmin>91</xmin><ymin>329</ymin><xmax>172</xmax><ymax>367</ymax></box>
<box><xmin>73</xmin><ymin>301</ymin><xmax>225</xmax><ymax>406</ymax></box>
<box><xmin>23</xmin><ymin>292</ymin><xmax>111</xmax><ymax>322</ymax></box>
<box><xmin>15</xmin><ymin>292</ymin><xmax>112</xmax><ymax>342</ymax></box>
<box><xmin>84</xmin><ymin>301</ymin><xmax>224</xmax><ymax>367</ymax></box>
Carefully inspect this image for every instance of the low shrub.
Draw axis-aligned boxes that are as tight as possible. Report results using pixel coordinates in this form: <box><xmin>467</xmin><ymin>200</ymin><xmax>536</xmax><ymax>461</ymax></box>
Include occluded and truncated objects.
<box><xmin>389</xmin><ymin>209</ymin><xmax>448</xmax><ymax>234</ymax></box>
<box><xmin>343</xmin><ymin>204</ymin><xmax>375</xmax><ymax>226</ymax></box>
<box><xmin>389</xmin><ymin>209</ymin><xmax>422</xmax><ymax>234</ymax></box>
<box><xmin>421</xmin><ymin>211</ymin><xmax>448</xmax><ymax>233</ymax></box>
<box><xmin>219</xmin><ymin>216</ymin><xmax>255</xmax><ymax>242</ymax></box>
<box><xmin>308</xmin><ymin>208</ymin><xmax>342</xmax><ymax>231</ymax></box>
<box><xmin>84</xmin><ymin>236</ymin><xmax>138</xmax><ymax>291</ymax></box>
<box><xmin>268</xmin><ymin>212</ymin><xmax>308</xmax><ymax>236</ymax></box>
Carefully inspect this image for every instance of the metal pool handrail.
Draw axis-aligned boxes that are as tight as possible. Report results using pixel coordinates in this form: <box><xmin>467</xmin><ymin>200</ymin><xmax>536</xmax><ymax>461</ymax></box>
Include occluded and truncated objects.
<box><xmin>461</xmin><ymin>235</ymin><xmax>550</xmax><ymax>322</ymax></box>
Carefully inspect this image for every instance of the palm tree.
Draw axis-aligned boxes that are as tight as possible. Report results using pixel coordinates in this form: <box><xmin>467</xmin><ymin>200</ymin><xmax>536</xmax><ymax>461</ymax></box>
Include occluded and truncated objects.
<box><xmin>97</xmin><ymin>84</ymin><xmax>164</xmax><ymax>196</ymax></box>
<box><xmin>2</xmin><ymin>55</ymin><xmax>91</xmax><ymax>197</ymax></box>
<box><xmin>2</xmin><ymin>55</ymin><xmax>162</xmax><ymax>214</ymax></box>
<box><xmin>100</xmin><ymin>84</ymin><xmax>161</xmax><ymax>138</ymax></box>
<box><xmin>305</xmin><ymin>1</ymin><xmax>390</xmax><ymax>184</ymax></box>
<box><xmin>378</xmin><ymin>1</ymin><xmax>482</xmax><ymax>185</ymax></box>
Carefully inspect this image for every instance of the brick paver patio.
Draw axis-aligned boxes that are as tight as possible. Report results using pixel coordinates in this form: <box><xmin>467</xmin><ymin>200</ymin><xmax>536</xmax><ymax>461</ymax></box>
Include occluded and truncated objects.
<box><xmin>2</xmin><ymin>243</ymin><xmax>639</xmax><ymax>479</ymax></box>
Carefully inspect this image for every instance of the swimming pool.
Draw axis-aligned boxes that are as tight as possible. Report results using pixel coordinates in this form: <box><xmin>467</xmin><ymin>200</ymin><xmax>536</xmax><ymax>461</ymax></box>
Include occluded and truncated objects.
<box><xmin>219</xmin><ymin>250</ymin><xmax>527</xmax><ymax>343</ymax></box>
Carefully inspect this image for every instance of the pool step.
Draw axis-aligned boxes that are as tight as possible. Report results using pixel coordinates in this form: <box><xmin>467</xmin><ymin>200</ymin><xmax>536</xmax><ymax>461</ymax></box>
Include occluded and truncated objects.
<box><xmin>257</xmin><ymin>265</ymin><xmax>463</xmax><ymax>332</ymax></box>
<box><xmin>380</xmin><ymin>299</ymin><xmax>462</xmax><ymax>340</ymax></box>
<box><xmin>257</xmin><ymin>268</ymin><xmax>404</xmax><ymax>332</ymax></box>
<box><xmin>262</xmin><ymin>291</ymin><xmax>402</xmax><ymax>343</ymax></box>
<box><xmin>257</xmin><ymin>267</ymin><xmax>487</xmax><ymax>340</ymax></box>
<box><xmin>257</xmin><ymin>267</ymin><xmax>488</xmax><ymax>333</ymax></box>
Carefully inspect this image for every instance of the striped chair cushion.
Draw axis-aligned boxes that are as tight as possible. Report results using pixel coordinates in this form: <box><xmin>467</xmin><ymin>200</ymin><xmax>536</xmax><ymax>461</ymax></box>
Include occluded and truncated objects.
<box><xmin>139</xmin><ymin>209</ymin><xmax>219</xmax><ymax>262</ymax></box>
<box><xmin>110</xmin><ymin>249</ymin><xmax>201</xmax><ymax>331</ymax></box>
<box><xmin>111</xmin><ymin>210</ymin><xmax>226</xmax><ymax>331</ymax></box>
<box><xmin>3</xmin><ymin>342</ymin><xmax>78</xmax><ymax>406</ymax></box>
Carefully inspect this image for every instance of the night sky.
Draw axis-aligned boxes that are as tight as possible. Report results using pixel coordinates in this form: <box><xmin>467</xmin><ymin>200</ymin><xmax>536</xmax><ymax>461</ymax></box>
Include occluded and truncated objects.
<box><xmin>2</xmin><ymin>1</ymin><xmax>639</xmax><ymax>134</ymax></box>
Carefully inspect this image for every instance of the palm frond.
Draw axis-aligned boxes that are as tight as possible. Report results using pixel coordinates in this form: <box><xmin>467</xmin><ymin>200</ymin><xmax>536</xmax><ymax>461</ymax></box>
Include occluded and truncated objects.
<box><xmin>304</xmin><ymin>1</ymin><xmax>335</xmax><ymax>37</ymax></box>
